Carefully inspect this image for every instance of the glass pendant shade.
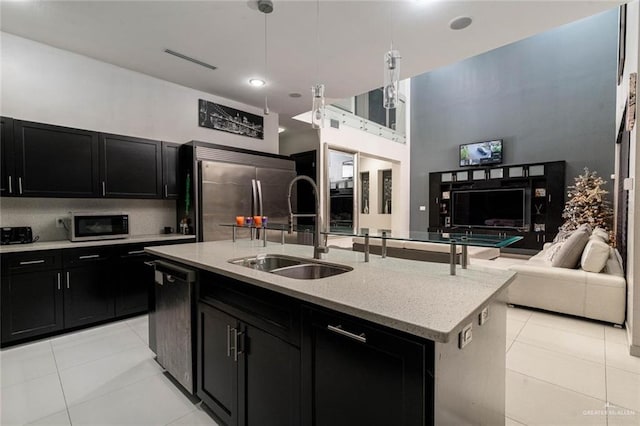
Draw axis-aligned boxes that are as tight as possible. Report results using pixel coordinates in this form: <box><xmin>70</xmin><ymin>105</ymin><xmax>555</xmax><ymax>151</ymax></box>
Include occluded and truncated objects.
<box><xmin>383</xmin><ymin>49</ymin><xmax>401</xmax><ymax>109</ymax></box>
<box><xmin>311</xmin><ymin>83</ymin><xmax>325</xmax><ymax>129</ymax></box>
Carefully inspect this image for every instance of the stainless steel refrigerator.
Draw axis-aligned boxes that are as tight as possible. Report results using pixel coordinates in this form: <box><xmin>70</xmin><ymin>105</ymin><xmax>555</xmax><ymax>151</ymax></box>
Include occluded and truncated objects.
<box><xmin>195</xmin><ymin>145</ymin><xmax>297</xmax><ymax>242</ymax></box>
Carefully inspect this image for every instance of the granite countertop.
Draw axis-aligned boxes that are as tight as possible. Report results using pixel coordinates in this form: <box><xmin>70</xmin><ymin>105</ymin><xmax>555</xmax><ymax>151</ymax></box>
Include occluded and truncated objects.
<box><xmin>0</xmin><ymin>234</ymin><xmax>196</xmax><ymax>253</ymax></box>
<box><xmin>146</xmin><ymin>240</ymin><xmax>516</xmax><ymax>343</ymax></box>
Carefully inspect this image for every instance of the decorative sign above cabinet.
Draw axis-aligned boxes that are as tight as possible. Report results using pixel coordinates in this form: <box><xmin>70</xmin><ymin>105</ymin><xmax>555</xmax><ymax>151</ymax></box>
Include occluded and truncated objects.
<box><xmin>198</xmin><ymin>99</ymin><xmax>264</xmax><ymax>140</ymax></box>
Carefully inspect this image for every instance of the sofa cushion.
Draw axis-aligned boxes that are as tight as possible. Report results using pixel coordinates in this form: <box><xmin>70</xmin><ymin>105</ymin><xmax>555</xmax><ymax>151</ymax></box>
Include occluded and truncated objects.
<box><xmin>592</xmin><ymin>227</ymin><xmax>609</xmax><ymax>243</ymax></box>
<box><xmin>581</xmin><ymin>239</ymin><xmax>610</xmax><ymax>273</ymax></box>
<box><xmin>551</xmin><ymin>225</ymin><xmax>591</xmax><ymax>268</ymax></box>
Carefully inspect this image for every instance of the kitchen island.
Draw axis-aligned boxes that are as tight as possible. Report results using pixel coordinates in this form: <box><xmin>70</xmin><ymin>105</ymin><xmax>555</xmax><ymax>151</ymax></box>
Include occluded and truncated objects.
<box><xmin>147</xmin><ymin>240</ymin><xmax>516</xmax><ymax>426</ymax></box>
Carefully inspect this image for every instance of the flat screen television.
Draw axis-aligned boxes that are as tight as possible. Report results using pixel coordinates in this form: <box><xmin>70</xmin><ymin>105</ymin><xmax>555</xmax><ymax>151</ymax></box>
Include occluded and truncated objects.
<box><xmin>452</xmin><ymin>188</ymin><xmax>527</xmax><ymax>229</ymax></box>
<box><xmin>459</xmin><ymin>139</ymin><xmax>503</xmax><ymax>167</ymax></box>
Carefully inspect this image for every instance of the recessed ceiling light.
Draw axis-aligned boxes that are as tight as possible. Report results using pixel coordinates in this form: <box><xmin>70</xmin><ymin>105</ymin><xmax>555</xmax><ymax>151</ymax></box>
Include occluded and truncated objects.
<box><xmin>450</xmin><ymin>16</ymin><xmax>473</xmax><ymax>30</ymax></box>
<box><xmin>289</xmin><ymin>92</ymin><xmax>302</xmax><ymax>98</ymax></box>
<box><xmin>249</xmin><ymin>78</ymin><xmax>266</xmax><ymax>87</ymax></box>
<box><xmin>278</xmin><ymin>127</ymin><xmax>286</xmax><ymax>133</ymax></box>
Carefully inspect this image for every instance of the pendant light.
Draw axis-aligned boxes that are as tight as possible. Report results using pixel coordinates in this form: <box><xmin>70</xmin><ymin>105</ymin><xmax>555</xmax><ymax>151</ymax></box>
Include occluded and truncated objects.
<box><xmin>383</xmin><ymin>2</ymin><xmax>401</xmax><ymax>110</ymax></box>
<box><xmin>311</xmin><ymin>0</ymin><xmax>325</xmax><ymax>129</ymax></box>
<box><xmin>258</xmin><ymin>0</ymin><xmax>273</xmax><ymax>115</ymax></box>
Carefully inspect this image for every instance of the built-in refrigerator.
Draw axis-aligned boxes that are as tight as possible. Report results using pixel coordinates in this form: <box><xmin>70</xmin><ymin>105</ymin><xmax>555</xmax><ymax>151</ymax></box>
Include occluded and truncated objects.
<box><xmin>179</xmin><ymin>143</ymin><xmax>298</xmax><ymax>242</ymax></box>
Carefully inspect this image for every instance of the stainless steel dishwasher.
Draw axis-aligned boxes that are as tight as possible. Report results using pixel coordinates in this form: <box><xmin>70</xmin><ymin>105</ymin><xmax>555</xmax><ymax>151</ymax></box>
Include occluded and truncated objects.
<box><xmin>153</xmin><ymin>260</ymin><xmax>197</xmax><ymax>395</ymax></box>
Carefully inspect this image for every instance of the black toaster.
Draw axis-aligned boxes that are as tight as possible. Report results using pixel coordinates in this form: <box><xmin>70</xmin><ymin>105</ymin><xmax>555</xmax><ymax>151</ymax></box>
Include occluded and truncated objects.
<box><xmin>1</xmin><ymin>227</ymin><xmax>34</xmax><ymax>245</ymax></box>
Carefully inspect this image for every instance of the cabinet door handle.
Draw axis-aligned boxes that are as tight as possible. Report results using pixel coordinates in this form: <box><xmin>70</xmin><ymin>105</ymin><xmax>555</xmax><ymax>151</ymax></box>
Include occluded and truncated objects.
<box><xmin>66</xmin><ymin>271</ymin><xmax>70</xmax><ymax>289</ymax></box>
<box><xmin>164</xmin><ymin>184</ymin><xmax>168</xmax><ymax>198</ymax></box>
<box><xmin>226</xmin><ymin>325</ymin><xmax>233</xmax><ymax>357</ymax></box>
<box><xmin>127</xmin><ymin>250</ymin><xmax>145</xmax><ymax>255</ymax></box>
<box><xmin>548</xmin><ymin>194</ymin><xmax>551</xmax><ymax>203</ymax></box>
<box><xmin>18</xmin><ymin>177</ymin><xmax>23</xmax><ymax>195</ymax></box>
<box><xmin>327</xmin><ymin>324</ymin><xmax>367</xmax><ymax>343</ymax></box>
<box><xmin>233</xmin><ymin>328</ymin><xmax>239</xmax><ymax>362</ymax></box>
<box><xmin>236</xmin><ymin>330</ymin><xmax>245</xmax><ymax>359</ymax></box>
<box><xmin>57</xmin><ymin>272</ymin><xmax>61</xmax><ymax>290</ymax></box>
<box><xmin>143</xmin><ymin>261</ymin><xmax>156</xmax><ymax>267</ymax></box>
<box><xmin>102</xmin><ymin>181</ymin><xmax>106</xmax><ymax>196</ymax></box>
<box><xmin>8</xmin><ymin>175</ymin><xmax>12</xmax><ymax>194</ymax></box>
<box><xmin>19</xmin><ymin>259</ymin><xmax>45</xmax><ymax>265</ymax></box>
<box><xmin>79</xmin><ymin>254</ymin><xmax>100</xmax><ymax>260</ymax></box>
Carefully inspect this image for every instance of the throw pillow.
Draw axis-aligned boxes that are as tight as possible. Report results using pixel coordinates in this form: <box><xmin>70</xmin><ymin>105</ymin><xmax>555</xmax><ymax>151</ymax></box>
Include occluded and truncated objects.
<box><xmin>551</xmin><ymin>225</ymin><xmax>591</xmax><ymax>268</ymax></box>
<box><xmin>581</xmin><ymin>239</ymin><xmax>610</xmax><ymax>273</ymax></box>
<box><xmin>592</xmin><ymin>227</ymin><xmax>610</xmax><ymax>243</ymax></box>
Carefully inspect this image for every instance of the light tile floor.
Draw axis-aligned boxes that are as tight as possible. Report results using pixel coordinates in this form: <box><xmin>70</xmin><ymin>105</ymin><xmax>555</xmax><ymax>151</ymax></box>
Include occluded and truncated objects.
<box><xmin>1</xmin><ymin>308</ymin><xmax>638</xmax><ymax>425</ymax></box>
<box><xmin>0</xmin><ymin>316</ymin><xmax>219</xmax><ymax>426</ymax></box>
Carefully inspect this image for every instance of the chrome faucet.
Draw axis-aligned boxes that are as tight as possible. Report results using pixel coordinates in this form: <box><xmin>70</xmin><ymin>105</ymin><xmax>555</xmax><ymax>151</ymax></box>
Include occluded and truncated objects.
<box><xmin>287</xmin><ymin>175</ymin><xmax>328</xmax><ymax>259</ymax></box>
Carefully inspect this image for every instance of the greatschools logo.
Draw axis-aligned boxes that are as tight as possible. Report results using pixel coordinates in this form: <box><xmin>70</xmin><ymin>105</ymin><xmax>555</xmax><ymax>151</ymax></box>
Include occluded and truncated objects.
<box><xmin>583</xmin><ymin>402</ymin><xmax>636</xmax><ymax>417</ymax></box>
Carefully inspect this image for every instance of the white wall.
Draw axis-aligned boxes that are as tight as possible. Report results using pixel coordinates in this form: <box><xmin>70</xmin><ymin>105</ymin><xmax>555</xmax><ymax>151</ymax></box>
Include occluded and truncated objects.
<box><xmin>0</xmin><ymin>32</ymin><xmax>279</xmax><ymax>150</ymax></box>
<box><xmin>279</xmin><ymin>128</ymin><xmax>319</xmax><ymax>157</ymax></box>
<box><xmin>615</xmin><ymin>1</ymin><xmax>640</xmax><ymax>355</ymax></box>
<box><xmin>359</xmin><ymin>156</ymin><xmax>393</xmax><ymax>230</ymax></box>
<box><xmin>0</xmin><ymin>32</ymin><xmax>279</xmax><ymax>241</ymax></box>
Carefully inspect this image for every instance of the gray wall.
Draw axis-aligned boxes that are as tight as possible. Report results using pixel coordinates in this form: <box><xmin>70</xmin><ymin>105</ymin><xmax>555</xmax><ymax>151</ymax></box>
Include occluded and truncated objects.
<box><xmin>410</xmin><ymin>9</ymin><xmax>618</xmax><ymax>231</ymax></box>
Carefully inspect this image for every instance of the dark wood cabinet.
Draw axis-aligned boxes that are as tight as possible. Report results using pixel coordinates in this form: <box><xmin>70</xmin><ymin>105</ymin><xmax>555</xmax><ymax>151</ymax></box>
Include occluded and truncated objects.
<box><xmin>240</xmin><ymin>323</ymin><xmax>300</xmax><ymax>426</ymax></box>
<box><xmin>428</xmin><ymin>161</ymin><xmax>566</xmax><ymax>251</ymax></box>
<box><xmin>1</xmin><ymin>251</ymin><xmax>64</xmax><ymax>343</ymax></box>
<box><xmin>13</xmin><ymin>120</ymin><xmax>100</xmax><ymax>197</ymax></box>
<box><xmin>115</xmin><ymin>246</ymin><xmax>154</xmax><ymax>317</ymax></box>
<box><xmin>302</xmin><ymin>308</ymin><xmax>431</xmax><ymax>426</ymax></box>
<box><xmin>100</xmin><ymin>133</ymin><xmax>162</xmax><ymax>198</ymax></box>
<box><xmin>198</xmin><ymin>302</ymin><xmax>239</xmax><ymax>426</ymax></box>
<box><xmin>198</xmin><ymin>272</ymin><xmax>302</xmax><ymax>426</ymax></box>
<box><xmin>162</xmin><ymin>142</ymin><xmax>180</xmax><ymax>199</ymax></box>
<box><xmin>1</xmin><ymin>117</ymin><xmax>15</xmax><ymax>196</ymax></box>
<box><xmin>63</xmin><ymin>249</ymin><xmax>115</xmax><ymax>328</ymax></box>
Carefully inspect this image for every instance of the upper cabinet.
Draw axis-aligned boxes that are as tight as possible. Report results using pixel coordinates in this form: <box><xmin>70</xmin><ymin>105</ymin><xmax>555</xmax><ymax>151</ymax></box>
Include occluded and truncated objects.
<box><xmin>1</xmin><ymin>117</ymin><xmax>15</xmax><ymax>196</ymax></box>
<box><xmin>99</xmin><ymin>133</ymin><xmax>162</xmax><ymax>198</ymax></box>
<box><xmin>1</xmin><ymin>117</ymin><xmax>178</xmax><ymax>200</ymax></box>
<box><xmin>162</xmin><ymin>142</ymin><xmax>179</xmax><ymax>199</ymax></box>
<box><xmin>13</xmin><ymin>120</ymin><xmax>100</xmax><ymax>198</ymax></box>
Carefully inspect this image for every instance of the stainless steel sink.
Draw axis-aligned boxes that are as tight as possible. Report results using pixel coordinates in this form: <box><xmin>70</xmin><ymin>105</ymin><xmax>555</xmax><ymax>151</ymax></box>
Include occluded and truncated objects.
<box><xmin>228</xmin><ymin>254</ymin><xmax>352</xmax><ymax>280</ymax></box>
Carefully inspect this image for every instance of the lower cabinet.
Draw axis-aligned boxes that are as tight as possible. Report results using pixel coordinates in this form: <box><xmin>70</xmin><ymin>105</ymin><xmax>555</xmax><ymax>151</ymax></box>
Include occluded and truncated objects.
<box><xmin>302</xmin><ymin>308</ymin><xmax>433</xmax><ymax>426</ymax></box>
<box><xmin>115</xmin><ymin>247</ymin><xmax>154</xmax><ymax>316</ymax></box>
<box><xmin>63</xmin><ymin>262</ymin><xmax>115</xmax><ymax>328</ymax></box>
<box><xmin>0</xmin><ymin>238</ymin><xmax>194</xmax><ymax>347</ymax></box>
<box><xmin>198</xmin><ymin>301</ymin><xmax>301</xmax><ymax>426</ymax></box>
<box><xmin>1</xmin><ymin>269</ymin><xmax>64</xmax><ymax>342</ymax></box>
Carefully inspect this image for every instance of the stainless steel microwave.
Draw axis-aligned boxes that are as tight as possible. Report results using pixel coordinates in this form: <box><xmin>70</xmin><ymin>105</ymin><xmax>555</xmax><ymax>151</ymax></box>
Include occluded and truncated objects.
<box><xmin>64</xmin><ymin>212</ymin><xmax>129</xmax><ymax>242</ymax></box>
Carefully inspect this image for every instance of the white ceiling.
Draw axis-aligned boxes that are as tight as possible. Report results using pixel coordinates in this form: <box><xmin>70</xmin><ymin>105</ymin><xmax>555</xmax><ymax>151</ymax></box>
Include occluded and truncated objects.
<box><xmin>0</xmin><ymin>0</ymin><xmax>622</xmax><ymax>126</ymax></box>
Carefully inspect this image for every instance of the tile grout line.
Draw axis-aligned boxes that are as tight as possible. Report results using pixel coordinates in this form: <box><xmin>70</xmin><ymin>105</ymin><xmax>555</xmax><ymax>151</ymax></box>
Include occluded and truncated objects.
<box><xmin>604</xmin><ymin>327</ymin><xmax>609</xmax><ymax>426</ymax></box>
<box><xmin>506</xmin><ymin>367</ymin><xmax>609</xmax><ymax>405</ymax></box>
<box><xmin>48</xmin><ymin>340</ymin><xmax>73</xmax><ymax>426</ymax></box>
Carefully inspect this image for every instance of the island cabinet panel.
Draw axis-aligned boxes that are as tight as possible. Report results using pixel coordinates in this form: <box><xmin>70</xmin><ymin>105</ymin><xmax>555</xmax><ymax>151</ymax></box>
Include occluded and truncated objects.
<box><xmin>99</xmin><ymin>133</ymin><xmax>162</xmax><ymax>198</ymax></box>
<box><xmin>302</xmin><ymin>307</ymin><xmax>434</xmax><ymax>426</ymax></box>
<box><xmin>198</xmin><ymin>302</ymin><xmax>239</xmax><ymax>426</ymax></box>
<box><xmin>13</xmin><ymin>120</ymin><xmax>100</xmax><ymax>198</ymax></box>
<box><xmin>1</xmin><ymin>251</ymin><xmax>64</xmax><ymax>343</ymax></box>
<box><xmin>198</xmin><ymin>272</ymin><xmax>302</xmax><ymax>426</ymax></box>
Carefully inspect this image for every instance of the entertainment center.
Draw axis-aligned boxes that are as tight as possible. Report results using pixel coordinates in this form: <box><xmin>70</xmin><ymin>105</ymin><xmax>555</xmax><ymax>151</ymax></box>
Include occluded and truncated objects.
<box><xmin>428</xmin><ymin>161</ymin><xmax>565</xmax><ymax>251</ymax></box>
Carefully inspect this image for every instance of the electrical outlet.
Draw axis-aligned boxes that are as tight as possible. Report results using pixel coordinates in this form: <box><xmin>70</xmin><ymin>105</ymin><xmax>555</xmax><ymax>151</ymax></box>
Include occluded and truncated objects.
<box><xmin>459</xmin><ymin>323</ymin><xmax>473</xmax><ymax>349</ymax></box>
<box><xmin>419</xmin><ymin>205</ymin><xmax>426</xmax><ymax>211</ymax></box>
<box><xmin>479</xmin><ymin>307</ymin><xmax>489</xmax><ymax>326</ymax></box>
<box><xmin>56</xmin><ymin>217</ymin><xmax>65</xmax><ymax>228</ymax></box>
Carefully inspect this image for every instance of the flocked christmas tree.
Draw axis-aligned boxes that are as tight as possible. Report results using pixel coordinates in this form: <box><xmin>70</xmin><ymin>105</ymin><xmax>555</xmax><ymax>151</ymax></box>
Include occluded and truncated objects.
<box><xmin>560</xmin><ymin>168</ymin><xmax>613</xmax><ymax>232</ymax></box>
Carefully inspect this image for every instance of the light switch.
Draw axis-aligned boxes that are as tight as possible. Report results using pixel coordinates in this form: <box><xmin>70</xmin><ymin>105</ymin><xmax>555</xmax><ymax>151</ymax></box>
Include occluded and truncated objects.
<box><xmin>459</xmin><ymin>323</ymin><xmax>473</xmax><ymax>349</ymax></box>
<box><xmin>419</xmin><ymin>206</ymin><xmax>426</xmax><ymax>211</ymax></box>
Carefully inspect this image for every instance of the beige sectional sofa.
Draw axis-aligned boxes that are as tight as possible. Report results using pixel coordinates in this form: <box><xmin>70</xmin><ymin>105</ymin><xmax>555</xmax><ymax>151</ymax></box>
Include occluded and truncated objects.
<box><xmin>506</xmin><ymin>233</ymin><xmax>626</xmax><ymax>325</ymax></box>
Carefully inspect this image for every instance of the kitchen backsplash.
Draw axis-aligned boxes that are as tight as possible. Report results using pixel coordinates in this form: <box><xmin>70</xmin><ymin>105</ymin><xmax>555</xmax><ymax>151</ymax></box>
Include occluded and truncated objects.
<box><xmin>0</xmin><ymin>198</ymin><xmax>176</xmax><ymax>242</ymax></box>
